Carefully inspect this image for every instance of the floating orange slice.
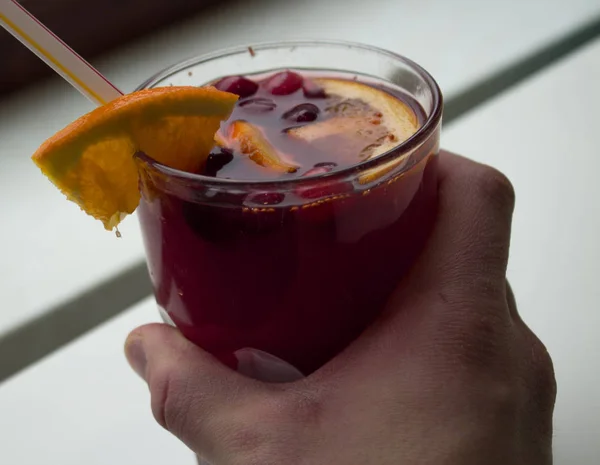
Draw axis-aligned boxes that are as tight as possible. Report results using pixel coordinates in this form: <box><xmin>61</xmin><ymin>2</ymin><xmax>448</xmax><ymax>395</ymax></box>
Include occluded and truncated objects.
<box><xmin>288</xmin><ymin>78</ymin><xmax>419</xmax><ymax>160</ymax></box>
<box><xmin>225</xmin><ymin>120</ymin><xmax>299</xmax><ymax>173</ymax></box>
<box><xmin>32</xmin><ymin>86</ymin><xmax>238</xmax><ymax>230</ymax></box>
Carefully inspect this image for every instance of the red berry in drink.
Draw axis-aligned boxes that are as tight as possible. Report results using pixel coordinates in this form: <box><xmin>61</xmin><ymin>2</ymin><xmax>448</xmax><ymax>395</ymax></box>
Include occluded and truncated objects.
<box><xmin>282</xmin><ymin>103</ymin><xmax>320</xmax><ymax>123</ymax></box>
<box><xmin>264</xmin><ymin>71</ymin><xmax>303</xmax><ymax>95</ymax></box>
<box><xmin>214</xmin><ymin>76</ymin><xmax>258</xmax><ymax>98</ymax></box>
<box><xmin>239</xmin><ymin>97</ymin><xmax>277</xmax><ymax>113</ymax></box>
<box><xmin>203</xmin><ymin>147</ymin><xmax>234</xmax><ymax>177</ymax></box>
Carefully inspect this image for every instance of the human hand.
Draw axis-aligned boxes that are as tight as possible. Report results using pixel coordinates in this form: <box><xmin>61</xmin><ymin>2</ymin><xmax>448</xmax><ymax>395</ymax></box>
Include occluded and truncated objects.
<box><xmin>125</xmin><ymin>151</ymin><xmax>556</xmax><ymax>465</ymax></box>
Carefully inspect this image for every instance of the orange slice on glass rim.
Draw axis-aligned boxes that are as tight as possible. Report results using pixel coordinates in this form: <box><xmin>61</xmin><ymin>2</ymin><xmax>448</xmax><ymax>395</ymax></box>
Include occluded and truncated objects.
<box><xmin>32</xmin><ymin>86</ymin><xmax>238</xmax><ymax>230</ymax></box>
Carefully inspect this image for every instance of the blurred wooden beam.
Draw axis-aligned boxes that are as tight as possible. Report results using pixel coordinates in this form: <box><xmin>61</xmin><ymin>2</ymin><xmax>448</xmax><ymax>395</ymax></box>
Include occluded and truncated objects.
<box><xmin>0</xmin><ymin>0</ymin><xmax>221</xmax><ymax>96</ymax></box>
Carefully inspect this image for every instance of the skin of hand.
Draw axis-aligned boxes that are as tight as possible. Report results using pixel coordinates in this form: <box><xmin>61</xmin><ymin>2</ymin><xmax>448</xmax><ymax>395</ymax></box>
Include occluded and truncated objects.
<box><xmin>125</xmin><ymin>151</ymin><xmax>556</xmax><ymax>465</ymax></box>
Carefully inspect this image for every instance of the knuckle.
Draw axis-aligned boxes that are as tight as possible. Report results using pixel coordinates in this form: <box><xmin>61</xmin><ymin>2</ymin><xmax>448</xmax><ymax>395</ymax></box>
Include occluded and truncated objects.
<box><xmin>471</xmin><ymin>165</ymin><xmax>516</xmax><ymax>211</ymax></box>
<box><xmin>433</xmin><ymin>295</ymin><xmax>511</xmax><ymax>372</ymax></box>
<box><xmin>224</xmin><ymin>422</ymin><xmax>271</xmax><ymax>461</ymax></box>
<box><xmin>479</xmin><ymin>379</ymin><xmax>520</xmax><ymax>416</ymax></box>
<box><xmin>223</xmin><ymin>420</ymin><xmax>288</xmax><ymax>464</ymax></box>
<box><xmin>529</xmin><ymin>341</ymin><xmax>557</xmax><ymax>440</ymax></box>
<box><xmin>517</xmin><ymin>322</ymin><xmax>557</xmax><ymax>407</ymax></box>
<box><xmin>147</xmin><ymin>363</ymin><xmax>171</xmax><ymax>429</ymax></box>
<box><xmin>445</xmin><ymin>324</ymin><xmax>505</xmax><ymax>371</ymax></box>
<box><xmin>530</xmin><ymin>337</ymin><xmax>557</xmax><ymax>406</ymax></box>
<box><xmin>226</xmin><ymin>389</ymin><xmax>322</xmax><ymax>464</ymax></box>
<box><xmin>147</xmin><ymin>363</ymin><xmax>191</xmax><ymax>436</ymax></box>
<box><xmin>279</xmin><ymin>386</ymin><xmax>325</xmax><ymax>425</ymax></box>
<box><xmin>221</xmin><ymin>399</ymin><xmax>286</xmax><ymax>455</ymax></box>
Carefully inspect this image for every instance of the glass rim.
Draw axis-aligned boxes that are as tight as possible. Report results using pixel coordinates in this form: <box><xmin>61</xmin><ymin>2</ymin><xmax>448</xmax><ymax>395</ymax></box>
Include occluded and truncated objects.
<box><xmin>135</xmin><ymin>39</ymin><xmax>443</xmax><ymax>188</ymax></box>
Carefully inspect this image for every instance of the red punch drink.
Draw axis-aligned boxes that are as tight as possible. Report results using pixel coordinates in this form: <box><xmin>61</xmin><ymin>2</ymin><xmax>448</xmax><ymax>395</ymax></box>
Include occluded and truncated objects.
<box><xmin>135</xmin><ymin>41</ymin><xmax>442</xmax><ymax>374</ymax></box>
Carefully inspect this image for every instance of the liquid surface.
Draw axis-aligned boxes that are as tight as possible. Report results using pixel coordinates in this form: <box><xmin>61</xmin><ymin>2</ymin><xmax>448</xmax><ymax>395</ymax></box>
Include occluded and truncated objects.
<box><xmin>205</xmin><ymin>70</ymin><xmax>425</xmax><ymax>181</ymax></box>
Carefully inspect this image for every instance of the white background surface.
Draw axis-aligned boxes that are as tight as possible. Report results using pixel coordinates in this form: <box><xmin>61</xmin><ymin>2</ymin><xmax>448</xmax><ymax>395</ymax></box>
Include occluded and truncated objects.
<box><xmin>0</xmin><ymin>32</ymin><xmax>598</xmax><ymax>465</ymax></box>
<box><xmin>1</xmin><ymin>0</ymin><xmax>599</xmax><ymax>337</ymax></box>
<box><xmin>0</xmin><ymin>298</ymin><xmax>195</xmax><ymax>465</ymax></box>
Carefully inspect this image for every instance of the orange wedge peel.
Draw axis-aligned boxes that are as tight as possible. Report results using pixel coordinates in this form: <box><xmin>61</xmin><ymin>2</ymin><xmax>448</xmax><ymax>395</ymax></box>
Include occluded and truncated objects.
<box><xmin>32</xmin><ymin>86</ymin><xmax>238</xmax><ymax>230</ymax></box>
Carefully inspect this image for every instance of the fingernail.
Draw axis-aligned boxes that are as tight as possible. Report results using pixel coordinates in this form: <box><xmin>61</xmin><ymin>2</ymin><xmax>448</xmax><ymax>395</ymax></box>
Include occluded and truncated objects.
<box><xmin>235</xmin><ymin>348</ymin><xmax>304</xmax><ymax>382</ymax></box>
<box><xmin>125</xmin><ymin>336</ymin><xmax>147</xmax><ymax>380</ymax></box>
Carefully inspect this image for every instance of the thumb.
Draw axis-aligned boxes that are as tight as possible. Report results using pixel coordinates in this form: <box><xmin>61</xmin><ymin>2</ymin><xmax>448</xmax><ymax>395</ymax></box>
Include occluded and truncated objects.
<box><xmin>124</xmin><ymin>323</ymin><xmax>272</xmax><ymax>457</ymax></box>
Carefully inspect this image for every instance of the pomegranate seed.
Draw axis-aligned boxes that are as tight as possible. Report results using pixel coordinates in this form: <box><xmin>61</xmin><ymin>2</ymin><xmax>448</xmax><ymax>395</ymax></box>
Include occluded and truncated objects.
<box><xmin>282</xmin><ymin>103</ymin><xmax>320</xmax><ymax>123</ymax></box>
<box><xmin>239</xmin><ymin>97</ymin><xmax>277</xmax><ymax>113</ymax></box>
<box><xmin>264</xmin><ymin>71</ymin><xmax>303</xmax><ymax>95</ymax></box>
<box><xmin>214</xmin><ymin>76</ymin><xmax>258</xmax><ymax>98</ymax></box>
<box><xmin>203</xmin><ymin>148</ymin><xmax>234</xmax><ymax>177</ymax></box>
